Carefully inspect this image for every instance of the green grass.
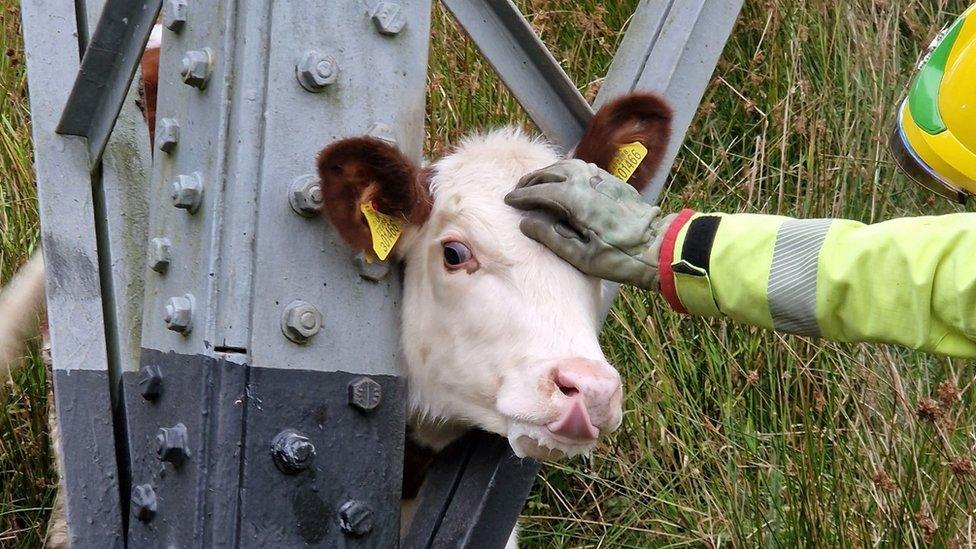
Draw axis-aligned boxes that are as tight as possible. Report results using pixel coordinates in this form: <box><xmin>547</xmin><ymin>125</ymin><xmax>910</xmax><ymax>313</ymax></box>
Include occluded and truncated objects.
<box><xmin>3</xmin><ymin>0</ymin><xmax>976</xmax><ymax>546</ymax></box>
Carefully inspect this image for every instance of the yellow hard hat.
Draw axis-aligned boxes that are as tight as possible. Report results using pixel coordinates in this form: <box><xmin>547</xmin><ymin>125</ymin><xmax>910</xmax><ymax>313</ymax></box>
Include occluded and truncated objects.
<box><xmin>890</xmin><ymin>4</ymin><xmax>976</xmax><ymax>202</ymax></box>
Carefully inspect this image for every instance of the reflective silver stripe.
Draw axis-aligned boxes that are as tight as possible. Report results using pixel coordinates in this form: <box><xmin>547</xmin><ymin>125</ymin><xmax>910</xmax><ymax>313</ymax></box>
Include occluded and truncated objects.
<box><xmin>767</xmin><ymin>219</ymin><xmax>833</xmax><ymax>337</ymax></box>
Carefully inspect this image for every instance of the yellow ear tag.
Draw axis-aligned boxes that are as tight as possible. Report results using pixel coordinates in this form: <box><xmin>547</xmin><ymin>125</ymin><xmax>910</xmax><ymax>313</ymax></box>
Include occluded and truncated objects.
<box><xmin>608</xmin><ymin>141</ymin><xmax>648</xmax><ymax>181</ymax></box>
<box><xmin>360</xmin><ymin>202</ymin><xmax>403</xmax><ymax>261</ymax></box>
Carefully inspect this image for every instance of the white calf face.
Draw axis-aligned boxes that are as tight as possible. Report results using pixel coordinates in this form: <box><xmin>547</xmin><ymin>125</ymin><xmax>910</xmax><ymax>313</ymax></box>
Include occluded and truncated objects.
<box><xmin>397</xmin><ymin>130</ymin><xmax>623</xmax><ymax>459</ymax></box>
<box><xmin>317</xmin><ymin>92</ymin><xmax>672</xmax><ymax>460</ymax></box>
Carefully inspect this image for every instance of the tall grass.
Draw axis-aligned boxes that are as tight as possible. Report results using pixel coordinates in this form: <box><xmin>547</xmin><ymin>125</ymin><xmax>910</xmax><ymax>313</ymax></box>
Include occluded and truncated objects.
<box><xmin>3</xmin><ymin>0</ymin><xmax>975</xmax><ymax>546</ymax></box>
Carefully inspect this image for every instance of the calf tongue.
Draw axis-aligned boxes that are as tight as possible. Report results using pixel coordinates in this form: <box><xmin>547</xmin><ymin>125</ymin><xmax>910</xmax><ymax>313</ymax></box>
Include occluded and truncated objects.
<box><xmin>547</xmin><ymin>399</ymin><xmax>599</xmax><ymax>441</ymax></box>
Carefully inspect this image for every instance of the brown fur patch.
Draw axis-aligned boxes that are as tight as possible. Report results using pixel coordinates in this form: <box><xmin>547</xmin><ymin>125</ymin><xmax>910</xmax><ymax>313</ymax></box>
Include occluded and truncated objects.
<box><xmin>573</xmin><ymin>92</ymin><xmax>673</xmax><ymax>192</ymax></box>
<box><xmin>138</xmin><ymin>45</ymin><xmax>160</xmax><ymax>148</ymax></box>
<box><xmin>316</xmin><ymin>137</ymin><xmax>432</xmax><ymax>252</ymax></box>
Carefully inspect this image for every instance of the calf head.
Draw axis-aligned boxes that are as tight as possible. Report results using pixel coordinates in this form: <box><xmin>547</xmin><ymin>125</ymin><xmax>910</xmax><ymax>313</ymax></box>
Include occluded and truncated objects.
<box><xmin>317</xmin><ymin>93</ymin><xmax>671</xmax><ymax>459</ymax></box>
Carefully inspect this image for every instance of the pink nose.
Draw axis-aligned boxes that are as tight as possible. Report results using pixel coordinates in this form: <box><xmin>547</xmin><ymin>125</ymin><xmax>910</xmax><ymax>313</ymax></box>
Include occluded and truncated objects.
<box><xmin>547</xmin><ymin>359</ymin><xmax>622</xmax><ymax>442</ymax></box>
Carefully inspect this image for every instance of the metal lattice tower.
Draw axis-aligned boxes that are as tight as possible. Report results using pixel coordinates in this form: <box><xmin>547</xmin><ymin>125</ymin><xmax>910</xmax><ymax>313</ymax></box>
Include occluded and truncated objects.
<box><xmin>21</xmin><ymin>0</ymin><xmax>742</xmax><ymax>546</ymax></box>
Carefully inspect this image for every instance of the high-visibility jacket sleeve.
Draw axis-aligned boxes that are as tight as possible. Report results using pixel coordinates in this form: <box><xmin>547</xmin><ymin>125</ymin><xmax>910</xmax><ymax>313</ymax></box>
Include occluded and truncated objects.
<box><xmin>658</xmin><ymin>210</ymin><xmax>976</xmax><ymax>358</ymax></box>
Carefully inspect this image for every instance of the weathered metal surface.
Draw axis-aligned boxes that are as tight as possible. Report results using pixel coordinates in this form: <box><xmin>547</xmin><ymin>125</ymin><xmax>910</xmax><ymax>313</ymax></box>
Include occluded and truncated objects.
<box><xmin>440</xmin><ymin>0</ymin><xmax>593</xmax><ymax>151</ymax></box>
<box><xmin>598</xmin><ymin>0</ymin><xmax>745</xmax><ymax>203</ymax></box>
<box><xmin>56</xmin><ymin>0</ymin><xmax>162</xmax><ymax>167</ymax></box>
<box><xmin>21</xmin><ymin>0</ymin><xmax>125</xmax><ymax>544</ymax></box>
<box><xmin>403</xmin><ymin>431</ymin><xmax>539</xmax><ymax>549</ymax></box>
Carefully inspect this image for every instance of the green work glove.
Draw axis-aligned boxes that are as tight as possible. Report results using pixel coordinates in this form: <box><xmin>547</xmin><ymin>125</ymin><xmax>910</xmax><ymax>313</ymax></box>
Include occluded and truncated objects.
<box><xmin>504</xmin><ymin>159</ymin><xmax>675</xmax><ymax>290</ymax></box>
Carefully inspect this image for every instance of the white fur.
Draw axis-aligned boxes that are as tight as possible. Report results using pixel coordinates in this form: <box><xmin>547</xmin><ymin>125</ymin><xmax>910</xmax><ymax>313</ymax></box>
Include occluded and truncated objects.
<box><xmin>396</xmin><ymin>129</ymin><xmax>622</xmax><ymax>459</ymax></box>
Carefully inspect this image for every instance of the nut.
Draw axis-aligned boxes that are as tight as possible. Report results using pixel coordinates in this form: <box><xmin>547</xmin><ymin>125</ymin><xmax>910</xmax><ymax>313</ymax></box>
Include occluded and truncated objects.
<box><xmin>280</xmin><ymin>300</ymin><xmax>322</xmax><ymax>343</ymax></box>
<box><xmin>131</xmin><ymin>484</ymin><xmax>157</xmax><ymax>522</ymax></box>
<box><xmin>354</xmin><ymin>252</ymin><xmax>390</xmax><ymax>282</ymax></box>
<box><xmin>163</xmin><ymin>294</ymin><xmax>193</xmax><ymax>334</ymax></box>
<box><xmin>348</xmin><ymin>377</ymin><xmax>381</xmax><ymax>412</ymax></box>
<box><xmin>296</xmin><ymin>51</ymin><xmax>339</xmax><ymax>92</ymax></box>
<box><xmin>157</xmin><ymin>118</ymin><xmax>180</xmax><ymax>153</ymax></box>
<box><xmin>170</xmin><ymin>172</ymin><xmax>203</xmax><ymax>212</ymax></box>
<box><xmin>338</xmin><ymin>500</ymin><xmax>374</xmax><ymax>536</ymax></box>
<box><xmin>156</xmin><ymin>423</ymin><xmax>190</xmax><ymax>467</ymax></box>
<box><xmin>270</xmin><ymin>429</ymin><xmax>316</xmax><ymax>474</ymax></box>
<box><xmin>371</xmin><ymin>2</ymin><xmax>406</xmax><ymax>36</ymax></box>
<box><xmin>148</xmin><ymin>237</ymin><xmax>171</xmax><ymax>273</ymax></box>
<box><xmin>180</xmin><ymin>48</ymin><xmax>213</xmax><ymax>89</ymax></box>
<box><xmin>288</xmin><ymin>174</ymin><xmax>323</xmax><ymax>217</ymax></box>
<box><xmin>138</xmin><ymin>364</ymin><xmax>163</xmax><ymax>401</ymax></box>
<box><xmin>367</xmin><ymin>122</ymin><xmax>398</xmax><ymax>147</ymax></box>
<box><xmin>163</xmin><ymin>0</ymin><xmax>187</xmax><ymax>32</ymax></box>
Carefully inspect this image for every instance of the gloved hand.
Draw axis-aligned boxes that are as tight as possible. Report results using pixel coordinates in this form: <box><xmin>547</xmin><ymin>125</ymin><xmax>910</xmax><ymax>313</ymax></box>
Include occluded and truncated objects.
<box><xmin>504</xmin><ymin>159</ymin><xmax>676</xmax><ymax>290</ymax></box>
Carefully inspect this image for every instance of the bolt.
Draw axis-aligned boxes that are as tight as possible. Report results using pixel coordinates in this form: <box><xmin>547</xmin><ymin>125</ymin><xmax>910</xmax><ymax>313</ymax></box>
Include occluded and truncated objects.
<box><xmin>338</xmin><ymin>500</ymin><xmax>374</xmax><ymax>536</ymax></box>
<box><xmin>163</xmin><ymin>294</ymin><xmax>193</xmax><ymax>334</ymax></box>
<box><xmin>353</xmin><ymin>252</ymin><xmax>390</xmax><ymax>282</ymax></box>
<box><xmin>131</xmin><ymin>484</ymin><xmax>157</xmax><ymax>522</ymax></box>
<box><xmin>288</xmin><ymin>174</ymin><xmax>323</xmax><ymax>217</ymax></box>
<box><xmin>367</xmin><ymin>123</ymin><xmax>398</xmax><ymax>147</ymax></box>
<box><xmin>270</xmin><ymin>429</ymin><xmax>316</xmax><ymax>474</ymax></box>
<box><xmin>148</xmin><ymin>237</ymin><xmax>171</xmax><ymax>273</ymax></box>
<box><xmin>280</xmin><ymin>300</ymin><xmax>322</xmax><ymax>344</ymax></box>
<box><xmin>157</xmin><ymin>118</ymin><xmax>180</xmax><ymax>153</ymax></box>
<box><xmin>296</xmin><ymin>51</ymin><xmax>339</xmax><ymax>92</ymax></box>
<box><xmin>180</xmin><ymin>48</ymin><xmax>213</xmax><ymax>89</ymax></box>
<box><xmin>348</xmin><ymin>377</ymin><xmax>381</xmax><ymax>412</ymax></box>
<box><xmin>138</xmin><ymin>364</ymin><xmax>163</xmax><ymax>401</ymax></box>
<box><xmin>156</xmin><ymin>422</ymin><xmax>190</xmax><ymax>466</ymax></box>
<box><xmin>170</xmin><ymin>172</ymin><xmax>203</xmax><ymax>212</ymax></box>
<box><xmin>163</xmin><ymin>0</ymin><xmax>187</xmax><ymax>32</ymax></box>
<box><xmin>371</xmin><ymin>2</ymin><xmax>406</xmax><ymax>36</ymax></box>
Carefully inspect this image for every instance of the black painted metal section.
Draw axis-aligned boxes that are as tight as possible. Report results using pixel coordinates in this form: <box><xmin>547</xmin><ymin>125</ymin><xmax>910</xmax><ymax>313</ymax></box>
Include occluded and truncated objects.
<box><xmin>403</xmin><ymin>431</ymin><xmax>539</xmax><ymax>549</ymax></box>
<box><xmin>238</xmin><ymin>366</ymin><xmax>406</xmax><ymax>547</ymax></box>
<box><xmin>56</xmin><ymin>0</ymin><xmax>162</xmax><ymax>166</ymax></box>
<box><xmin>123</xmin><ymin>349</ymin><xmax>246</xmax><ymax>547</ymax></box>
<box><xmin>123</xmin><ymin>348</ymin><xmax>406</xmax><ymax>547</ymax></box>
<box><xmin>52</xmin><ymin>368</ymin><xmax>125</xmax><ymax>548</ymax></box>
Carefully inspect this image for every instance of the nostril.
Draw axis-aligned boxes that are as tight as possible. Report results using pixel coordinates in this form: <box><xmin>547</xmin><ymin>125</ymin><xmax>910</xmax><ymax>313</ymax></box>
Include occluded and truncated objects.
<box><xmin>554</xmin><ymin>372</ymin><xmax>581</xmax><ymax>398</ymax></box>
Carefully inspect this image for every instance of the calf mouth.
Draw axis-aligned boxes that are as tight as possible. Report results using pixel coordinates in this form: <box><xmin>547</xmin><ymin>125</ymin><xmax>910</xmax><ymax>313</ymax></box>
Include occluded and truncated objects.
<box><xmin>506</xmin><ymin>420</ymin><xmax>599</xmax><ymax>460</ymax></box>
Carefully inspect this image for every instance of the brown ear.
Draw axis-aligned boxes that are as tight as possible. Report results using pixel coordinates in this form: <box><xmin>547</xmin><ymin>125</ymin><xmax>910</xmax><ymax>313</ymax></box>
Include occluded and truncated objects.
<box><xmin>316</xmin><ymin>137</ymin><xmax>432</xmax><ymax>252</ymax></box>
<box><xmin>572</xmin><ymin>93</ymin><xmax>672</xmax><ymax>192</ymax></box>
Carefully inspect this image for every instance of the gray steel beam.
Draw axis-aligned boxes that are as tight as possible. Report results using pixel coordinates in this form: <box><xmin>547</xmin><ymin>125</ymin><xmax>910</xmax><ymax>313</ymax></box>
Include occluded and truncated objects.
<box><xmin>56</xmin><ymin>0</ymin><xmax>162</xmax><ymax>168</ymax></box>
<box><xmin>440</xmin><ymin>0</ymin><xmax>593</xmax><ymax>151</ymax></box>
<box><xmin>596</xmin><ymin>0</ymin><xmax>743</xmax><ymax>315</ymax></box>
<box><xmin>597</xmin><ymin>0</ymin><xmax>745</xmax><ymax>204</ymax></box>
<box><xmin>21</xmin><ymin>0</ymin><xmax>124</xmax><ymax>546</ymax></box>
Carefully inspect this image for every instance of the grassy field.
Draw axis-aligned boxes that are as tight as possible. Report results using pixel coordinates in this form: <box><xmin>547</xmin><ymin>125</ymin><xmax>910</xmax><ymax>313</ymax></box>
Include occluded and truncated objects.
<box><xmin>2</xmin><ymin>0</ymin><xmax>975</xmax><ymax>546</ymax></box>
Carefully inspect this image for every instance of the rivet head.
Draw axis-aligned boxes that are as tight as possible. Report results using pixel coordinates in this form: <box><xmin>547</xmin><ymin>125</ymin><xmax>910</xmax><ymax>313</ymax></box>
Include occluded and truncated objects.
<box><xmin>157</xmin><ymin>118</ymin><xmax>180</xmax><ymax>153</ymax></box>
<box><xmin>148</xmin><ymin>237</ymin><xmax>172</xmax><ymax>273</ymax></box>
<box><xmin>170</xmin><ymin>172</ymin><xmax>203</xmax><ymax>212</ymax></box>
<box><xmin>338</xmin><ymin>500</ymin><xmax>374</xmax><ymax>536</ymax></box>
<box><xmin>371</xmin><ymin>2</ymin><xmax>406</xmax><ymax>36</ymax></box>
<box><xmin>353</xmin><ymin>252</ymin><xmax>390</xmax><ymax>282</ymax></box>
<box><xmin>296</xmin><ymin>51</ymin><xmax>339</xmax><ymax>92</ymax></box>
<box><xmin>367</xmin><ymin>122</ymin><xmax>398</xmax><ymax>147</ymax></box>
<box><xmin>163</xmin><ymin>294</ymin><xmax>193</xmax><ymax>334</ymax></box>
<box><xmin>348</xmin><ymin>377</ymin><xmax>381</xmax><ymax>412</ymax></box>
<box><xmin>163</xmin><ymin>0</ymin><xmax>187</xmax><ymax>32</ymax></box>
<box><xmin>288</xmin><ymin>174</ymin><xmax>323</xmax><ymax>217</ymax></box>
<box><xmin>281</xmin><ymin>300</ymin><xmax>322</xmax><ymax>343</ymax></box>
<box><xmin>270</xmin><ymin>429</ymin><xmax>316</xmax><ymax>474</ymax></box>
<box><xmin>131</xmin><ymin>484</ymin><xmax>158</xmax><ymax>522</ymax></box>
<box><xmin>138</xmin><ymin>364</ymin><xmax>163</xmax><ymax>401</ymax></box>
<box><xmin>156</xmin><ymin>422</ymin><xmax>190</xmax><ymax>466</ymax></box>
<box><xmin>180</xmin><ymin>48</ymin><xmax>213</xmax><ymax>89</ymax></box>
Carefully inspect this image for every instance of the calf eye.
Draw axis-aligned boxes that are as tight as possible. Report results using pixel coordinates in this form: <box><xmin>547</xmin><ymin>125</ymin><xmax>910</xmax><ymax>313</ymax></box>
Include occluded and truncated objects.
<box><xmin>443</xmin><ymin>241</ymin><xmax>472</xmax><ymax>268</ymax></box>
